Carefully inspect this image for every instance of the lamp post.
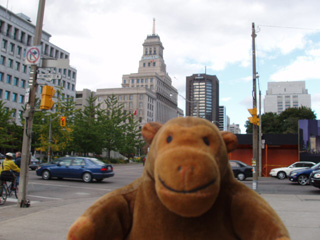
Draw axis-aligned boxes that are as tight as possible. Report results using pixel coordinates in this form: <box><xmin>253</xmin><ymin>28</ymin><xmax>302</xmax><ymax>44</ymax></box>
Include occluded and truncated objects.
<box><xmin>171</xmin><ymin>93</ymin><xmax>199</xmax><ymax>117</ymax></box>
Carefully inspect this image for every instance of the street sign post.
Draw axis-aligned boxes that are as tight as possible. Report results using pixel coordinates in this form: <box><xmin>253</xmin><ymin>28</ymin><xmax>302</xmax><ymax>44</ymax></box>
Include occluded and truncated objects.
<box><xmin>25</xmin><ymin>46</ymin><xmax>41</xmax><ymax>65</ymax></box>
<box><xmin>42</xmin><ymin>58</ymin><xmax>70</xmax><ymax>68</ymax></box>
<box><xmin>37</xmin><ymin>74</ymin><xmax>62</xmax><ymax>81</ymax></box>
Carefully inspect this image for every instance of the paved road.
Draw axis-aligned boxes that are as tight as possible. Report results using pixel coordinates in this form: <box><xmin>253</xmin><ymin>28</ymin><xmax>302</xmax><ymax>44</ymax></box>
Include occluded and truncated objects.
<box><xmin>3</xmin><ymin>163</ymin><xmax>320</xmax><ymax>209</ymax></box>
<box><xmin>1</xmin><ymin>163</ymin><xmax>320</xmax><ymax>240</ymax></box>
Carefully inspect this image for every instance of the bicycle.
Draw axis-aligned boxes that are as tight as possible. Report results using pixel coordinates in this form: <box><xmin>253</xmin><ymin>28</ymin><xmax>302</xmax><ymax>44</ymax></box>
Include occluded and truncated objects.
<box><xmin>0</xmin><ymin>180</ymin><xmax>19</xmax><ymax>205</ymax></box>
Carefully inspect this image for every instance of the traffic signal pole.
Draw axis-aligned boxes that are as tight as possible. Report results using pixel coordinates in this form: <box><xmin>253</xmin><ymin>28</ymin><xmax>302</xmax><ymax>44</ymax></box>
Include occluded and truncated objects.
<box><xmin>18</xmin><ymin>0</ymin><xmax>46</xmax><ymax>207</ymax></box>
<box><xmin>251</xmin><ymin>22</ymin><xmax>259</xmax><ymax>192</ymax></box>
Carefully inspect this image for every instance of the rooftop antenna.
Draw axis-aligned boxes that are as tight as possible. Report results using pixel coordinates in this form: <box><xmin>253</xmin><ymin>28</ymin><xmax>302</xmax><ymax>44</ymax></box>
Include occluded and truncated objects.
<box><xmin>153</xmin><ymin>18</ymin><xmax>156</xmax><ymax>35</ymax></box>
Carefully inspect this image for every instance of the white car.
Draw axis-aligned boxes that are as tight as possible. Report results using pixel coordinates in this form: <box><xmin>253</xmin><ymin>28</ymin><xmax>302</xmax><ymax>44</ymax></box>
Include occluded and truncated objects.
<box><xmin>270</xmin><ymin>161</ymin><xmax>315</xmax><ymax>179</ymax></box>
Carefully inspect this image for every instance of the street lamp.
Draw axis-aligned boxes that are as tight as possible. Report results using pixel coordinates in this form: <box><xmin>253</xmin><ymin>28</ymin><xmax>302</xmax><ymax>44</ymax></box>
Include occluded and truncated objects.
<box><xmin>170</xmin><ymin>92</ymin><xmax>199</xmax><ymax>117</ymax></box>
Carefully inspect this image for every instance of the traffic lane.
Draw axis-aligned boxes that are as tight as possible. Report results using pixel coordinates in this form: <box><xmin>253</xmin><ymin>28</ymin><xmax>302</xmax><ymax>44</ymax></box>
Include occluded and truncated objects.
<box><xmin>26</xmin><ymin>164</ymin><xmax>145</xmax><ymax>203</ymax></box>
<box><xmin>241</xmin><ymin>177</ymin><xmax>320</xmax><ymax>195</ymax></box>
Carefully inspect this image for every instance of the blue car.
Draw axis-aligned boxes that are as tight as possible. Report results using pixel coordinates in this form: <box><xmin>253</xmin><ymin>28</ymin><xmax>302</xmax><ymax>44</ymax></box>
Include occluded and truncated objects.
<box><xmin>289</xmin><ymin>162</ymin><xmax>320</xmax><ymax>185</ymax></box>
<box><xmin>36</xmin><ymin>157</ymin><xmax>114</xmax><ymax>182</ymax></box>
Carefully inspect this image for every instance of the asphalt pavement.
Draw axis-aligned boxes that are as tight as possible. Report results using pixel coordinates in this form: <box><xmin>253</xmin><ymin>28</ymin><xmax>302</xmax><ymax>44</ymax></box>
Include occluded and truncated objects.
<box><xmin>0</xmin><ymin>182</ymin><xmax>320</xmax><ymax>239</ymax></box>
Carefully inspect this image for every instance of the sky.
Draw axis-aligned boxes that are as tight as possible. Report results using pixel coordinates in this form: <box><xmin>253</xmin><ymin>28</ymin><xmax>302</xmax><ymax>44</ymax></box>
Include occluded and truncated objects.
<box><xmin>2</xmin><ymin>0</ymin><xmax>320</xmax><ymax>132</ymax></box>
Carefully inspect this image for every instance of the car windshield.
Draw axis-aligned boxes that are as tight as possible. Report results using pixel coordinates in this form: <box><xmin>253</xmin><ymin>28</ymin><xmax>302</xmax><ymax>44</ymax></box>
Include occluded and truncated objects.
<box><xmin>311</xmin><ymin>162</ymin><xmax>320</xmax><ymax>169</ymax></box>
<box><xmin>88</xmin><ymin>158</ymin><xmax>105</xmax><ymax>166</ymax></box>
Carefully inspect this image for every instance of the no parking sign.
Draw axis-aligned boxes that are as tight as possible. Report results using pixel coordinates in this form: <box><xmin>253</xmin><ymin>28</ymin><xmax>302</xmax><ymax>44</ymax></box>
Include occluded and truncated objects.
<box><xmin>25</xmin><ymin>46</ymin><xmax>41</xmax><ymax>65</ymax></box>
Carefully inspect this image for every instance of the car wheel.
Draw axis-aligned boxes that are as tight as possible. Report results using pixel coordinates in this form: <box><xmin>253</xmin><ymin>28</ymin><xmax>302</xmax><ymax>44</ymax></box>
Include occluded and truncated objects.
<box><xmin>237</xmin><ymin>173</ymin><xmax>246</xmax><ymax>181</ymax></box>
<box><xmin>277</xmin><ymin>171</ymin><xmax>286</xmax><ymax>180</ymax></box>
<box><xmin>42</xmin><ymin>170</ymin><xmax>51</xmax><ymax>180</ymax></box>
<box><xmin>298</xmin><ymin>175</ymin><xmax>308</xmax><ymax>185</ymax></box>
<box><xmin>82</xmin><ymin>173</ymin><xmax>92</xmax><ymax>183</ymax></box>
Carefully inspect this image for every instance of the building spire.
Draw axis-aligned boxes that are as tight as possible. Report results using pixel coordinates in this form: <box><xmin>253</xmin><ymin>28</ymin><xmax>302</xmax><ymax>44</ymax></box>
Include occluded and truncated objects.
<box><xmin>152</xmin><ymin>18</ymin><xmax>156</xmax><ymax>35</ymax></box>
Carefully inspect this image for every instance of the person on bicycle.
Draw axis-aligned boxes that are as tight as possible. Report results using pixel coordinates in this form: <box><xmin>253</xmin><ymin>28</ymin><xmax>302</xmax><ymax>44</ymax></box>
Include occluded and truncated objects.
<box><xmin>0</xmin><ymin>153</ymin><xmax>20</xmax><ymax>190</ymax></box>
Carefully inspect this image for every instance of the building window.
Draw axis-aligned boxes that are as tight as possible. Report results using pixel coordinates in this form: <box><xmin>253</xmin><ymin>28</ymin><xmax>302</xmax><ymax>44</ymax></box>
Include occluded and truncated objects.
<box><xmin>143</xmin><ymin>63</ymin><xmax>146</xmax><ymax>67</ymax></box>
<box><xmin>148</xmin><ymin>62</ymin><xmax>150</xmax><ymax>67</ymax></box>
<box><xmin>0</xmin><ymin>89</ymin><xmax>2</xmax><ymax>98</ymax></box>
<box><xmin>67</xmin><ymin>82</ymin><xmax>70</xmax><ymax>90</ymax></box>
<box><xmin>13</xmin><ymin>77</ymin><xmax>19</xmax><ymax>86</ymax></box>
<box><xmin>139</xmin><ymin>95</ymin><xmax>143</xmax><ymax>100</ymax></box>
<box><xmin>9</xmin><ymin>42</ymin><xmax>15</xmax><ymax>53</ymax></box>
<box><xmin>2</xmin><ymin>39</ymin><xmax>7</xmax><ymax>49</ymax></box>
<box><xmin>137</xmin><ymin>79</ymin><xmax>140</xmax><ymax>83</ymax></box>
<box><xmin>129</xmin><ymin>95</ymin><xmax>133</xmax><ymax>100</ymax></box>
<box><xmin>131</xmin><ymin>79</ymin><xmax>134</xmax><ymax>84</ymax></box>
<box><xmin>7</xmin><ymin>58</ymin><xmax>13</xmax><ymax>68</ymax></box>
<box><xmin>72</xmin><ymin>84</ymin><xmax>75</xmax><ymax>91</ymax></box>
<box><xmin>12</xmin><ymin>93</ymin><xmax>17</xmax><ymax>102</ymax></box>
<box><xmin>123</xmin><ymin>79</ymin><xmax>126</xmax><ymax>84</ymax></box>
<box><xmin>6</xmin><ymin>75</ymin><xmax>12</xmax><ymax>84</ymax></box>
<box><xmin>0</xmin><ymin>55</ymin><xmax>5</xmax><ymax>65</ymax></box>
<box><xmin>15</xmin><ymin>61</ymin><xmax>20</xmax><ymax>71</ymax></box>
<box><xmin>5</xmin><ymin>91</ymin><xmax>10</xmax><ymax>100</ymax></box>
<box><xmin>153</xmin><ymin>62</ymin><xmax>156</xmax><ymax>66</ymax></box>
<box><xmin>129</xmin><ymin>102</ymin><xmax>133</xmax><ymax>108</ymax></box>
<box><xmin>22</xmin><ymin>64</ymin><xmax>27</xmax><ymax>73</ymax></box>
<box><xmin>20</xmin><ymin>79</ymin><xmax>26</xmax><ymax>88</ymax></box>
<box><xmin>63</xmin><ymin>80</ymin><xmax>66</xmax><ymax>87</ymax></box>
<box><xmin>150</xmin><ymin>78</ymin><xmax>153</xmax><ymax>83</ymax></box>
<box><xmin>0</xmin><ymin>72</ymin><xmax>3</xmax><ymax>82</ymax></box>
<box><xmin>19</xmin><ymin>95</ymin><xmax>24</xmax><ymax>103</ymax></box>
<box><xmin>17</xmin><ymin>46</ymin><xmax>22</xmax><ymax>55</ymax></box>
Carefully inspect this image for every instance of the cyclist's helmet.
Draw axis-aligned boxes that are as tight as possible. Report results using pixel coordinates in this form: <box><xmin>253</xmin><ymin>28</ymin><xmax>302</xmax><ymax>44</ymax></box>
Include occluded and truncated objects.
<box><xmin>5</xmin><ymin>153</ymin><xmax>13</xmax><ymax>158</ymax></box>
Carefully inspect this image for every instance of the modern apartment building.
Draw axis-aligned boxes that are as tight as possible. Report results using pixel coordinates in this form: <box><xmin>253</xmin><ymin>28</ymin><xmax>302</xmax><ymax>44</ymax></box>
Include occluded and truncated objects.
<box><xmin>229</xmin><ymin>123</ymin><xmax>241</xmax><ymax>134</ymax></box>
<box><xmin>264</xmin><ymin>81</ymin><xmax>311</xmax><ymax>114</ymax></box>
<box><xmin>83</xmin><ymin>24</ymin><xmax>182</xmax><ymax>126</ymax></box>
<box><xmin>0</xmin><ymin>6</ymin><xmax>77</xmax><ymax>124</ymax></box>
<box><xmin>218</xmin><ymin>106</ymin><xmax>227</xmax><ymax>131</ymax></box>
<box><xmin>186</xmin><ymin>73</ymin><xmax>219</xmax><ymax>124</ymax></box>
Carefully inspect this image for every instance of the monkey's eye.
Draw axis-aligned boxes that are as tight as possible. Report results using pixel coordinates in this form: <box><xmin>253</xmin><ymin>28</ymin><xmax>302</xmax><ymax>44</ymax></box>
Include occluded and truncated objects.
<box><xmin>203</xmin><ymin>137</ymin><xmax>210</xmax><ymax>146</ymax></box>
<box><xmin>166</xmin><ymin>136</ymin><xmax>173</xmax><ymax>143</ymax></box>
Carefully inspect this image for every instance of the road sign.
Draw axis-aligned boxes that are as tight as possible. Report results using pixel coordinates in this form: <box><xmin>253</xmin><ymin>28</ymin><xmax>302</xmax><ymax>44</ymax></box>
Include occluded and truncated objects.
<box><xmin>42</xmin><ymin>58</ymin><xmax>70</xmax><ymax>68</ymax></box>
<box><xmin>37</xmin><ymin>74</ymin><xmax>62</xmax><ymax>81</ymax></box>
<box><xmin>25</xmin><ymin>46</ymin><xmax>41</xmax><ymax>65</ymax></box>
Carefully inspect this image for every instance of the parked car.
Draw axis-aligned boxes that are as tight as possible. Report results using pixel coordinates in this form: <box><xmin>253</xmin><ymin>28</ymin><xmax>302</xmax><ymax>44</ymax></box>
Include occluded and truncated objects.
<box><xmin>310</xmin><ymin>170</ymin><xmax>320</xmax><ymax>189</ymax></box>
<box><xmin>36</xmin><ymin>156</ymin><xmax>114</xmax><ymax>182</ymax></box>
<box><xmin>29</xmin><ymin>156</ymin><xmax>40</xmax><ymax>170</ymax></box>
<box><xmin>269</xmin><ymin>161</ymin><xmax>315</xmax><ymax>180</ymax></box>
<box><xmin>229</xmin><ymin>160</ymin><xmax>253</xmax><ymax>181</ymax></box>
<box><xmin>288</xmin><ymin>162</ymin><xmax>320</xmax><ymax>185</ymax></box>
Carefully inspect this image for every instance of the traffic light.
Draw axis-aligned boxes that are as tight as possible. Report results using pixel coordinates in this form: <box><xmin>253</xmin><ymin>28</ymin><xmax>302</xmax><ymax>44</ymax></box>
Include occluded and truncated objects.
<box><xmin>40</xmin><ymin>85</ymin><xmax>55</xmax><ymax>110</ymax></box>
<box><xmin>248</xmin><ymin>108</ymin><xmax>259</xmax><ymax>126</ymax></box>
<box><xmin>60</xmin><ymin>116</ymin><xmax>66</xmax><ymax>127</ymax></box>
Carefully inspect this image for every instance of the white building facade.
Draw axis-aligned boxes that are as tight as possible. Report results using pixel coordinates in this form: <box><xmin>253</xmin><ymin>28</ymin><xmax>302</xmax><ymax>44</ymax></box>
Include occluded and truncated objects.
<box><xmin>0</xmin><ymin>6</ymin><xmax>77</xmax><ymax>124</ymax></box>
<box><xmin>264</xmin><ymin>81</ymin><xmax>311</xmax><ymax>114</ymax></box>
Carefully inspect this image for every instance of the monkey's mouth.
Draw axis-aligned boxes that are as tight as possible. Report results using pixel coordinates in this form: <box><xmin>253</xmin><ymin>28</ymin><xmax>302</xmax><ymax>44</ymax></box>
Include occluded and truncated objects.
<box><xmin>158</xmin><ymin>175</ymin><xmax>216</xmax><ymax>194</ymax></box>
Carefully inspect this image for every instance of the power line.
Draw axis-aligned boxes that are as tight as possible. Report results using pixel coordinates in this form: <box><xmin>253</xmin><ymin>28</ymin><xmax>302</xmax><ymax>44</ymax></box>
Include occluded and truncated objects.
<box><xmin>258</xmin><ymin>24</ymin><xmax>320</xmax><ymax>32</ymax></box>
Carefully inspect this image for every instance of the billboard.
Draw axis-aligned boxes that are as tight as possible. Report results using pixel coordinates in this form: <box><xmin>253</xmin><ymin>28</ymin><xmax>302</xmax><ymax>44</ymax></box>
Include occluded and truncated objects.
<box><xmin>299</xmin><ymin>119</ymin><xmax>320</xmax><ymax>163</ymax></box>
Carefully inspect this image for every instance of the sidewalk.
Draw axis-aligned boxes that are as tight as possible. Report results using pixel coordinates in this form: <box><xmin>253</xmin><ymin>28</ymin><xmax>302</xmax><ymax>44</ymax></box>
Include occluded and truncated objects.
<box><xmin>0</xmin><ymin>194</ymin><xmax>320</xmax><ymax>240</ymax></box>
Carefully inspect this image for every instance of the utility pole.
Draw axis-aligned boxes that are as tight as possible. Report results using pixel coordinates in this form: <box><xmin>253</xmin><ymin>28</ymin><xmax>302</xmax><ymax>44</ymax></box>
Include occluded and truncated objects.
<box><xmin>259</xmin><ymin>89</ymin><xmax>262</xmax><ymax>177</ymax></box>
<box><xmin>251</xmin><ymin>22</ymin><xmax>259</xmax><ymax>191</ymax></box>
<box><xmin>18</xmin><ymin>0</ymin><xmax>46</xmax><ymax>207</ymax></box>
<box><xmin>48</xmin><ymin>116</ymin><xmax>52</xmax><ymax>162</ymax></box>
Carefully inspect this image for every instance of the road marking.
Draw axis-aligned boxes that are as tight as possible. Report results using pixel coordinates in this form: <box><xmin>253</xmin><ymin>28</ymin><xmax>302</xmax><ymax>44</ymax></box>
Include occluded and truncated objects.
<box><xmin>28</xmin><ymin>195</ymin><xmax>62</xmax><ymax>200</ymax></box>
<box><xmin>28</xmin><ymin>182</ymin><xmax>113</xmax><ymax>191</ymax></box>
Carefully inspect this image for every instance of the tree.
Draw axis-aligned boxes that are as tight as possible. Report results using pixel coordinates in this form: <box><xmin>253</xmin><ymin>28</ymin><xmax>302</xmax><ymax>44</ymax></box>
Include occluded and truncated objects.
<box><xmin>245</xmin><ymin>107</ymin><xmax>317</xmax><ymax>134</ymax></box>
<box><xmin>119</xmin><ymin>115</ymin><xmax>145</xmax><ymax>159</ymax></box>
<box><xmin>71</xmin><ymin>93</ymin><xmax>104</xmax><ymax>156</ymax></box>
<box><xmin>0</xmin><ymin>100</ymin><xmax>23</xmax><ymax>151</ymax></box>
<box><xmin>279</xmin><ymin>107</ymin><xmax>316</xmax><ymax>134</ymax></box>
<box><xmin>100</xmin><ymin>95</ymin><xmax>128</xmax><ymax>159</ymax></box>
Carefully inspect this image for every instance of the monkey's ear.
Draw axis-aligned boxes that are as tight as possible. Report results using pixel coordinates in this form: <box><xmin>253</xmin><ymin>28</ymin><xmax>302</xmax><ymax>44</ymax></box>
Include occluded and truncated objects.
<box><xmin>221</xmin><ymin>131</ymin><xmax>238</xmax><ymax>153</ymax></box>
<box><xmin>142</xmin><ymin>122</ymin><xmax>162</xmax><ymax>144</ymax></box>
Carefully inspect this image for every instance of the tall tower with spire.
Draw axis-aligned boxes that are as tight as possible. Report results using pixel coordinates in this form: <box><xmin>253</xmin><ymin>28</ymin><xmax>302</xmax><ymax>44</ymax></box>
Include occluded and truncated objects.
<box><xmin>122</xmin><ymin>19</ymin><xmax>180</xmax><ymax>124</ymax></box>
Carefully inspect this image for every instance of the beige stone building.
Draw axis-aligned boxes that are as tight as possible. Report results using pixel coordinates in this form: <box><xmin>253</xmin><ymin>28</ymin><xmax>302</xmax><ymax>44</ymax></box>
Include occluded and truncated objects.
<box><xmin>77</xmin><ymin>24</ymin><xmax>183</xmax><ymax>126</ymax></box>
